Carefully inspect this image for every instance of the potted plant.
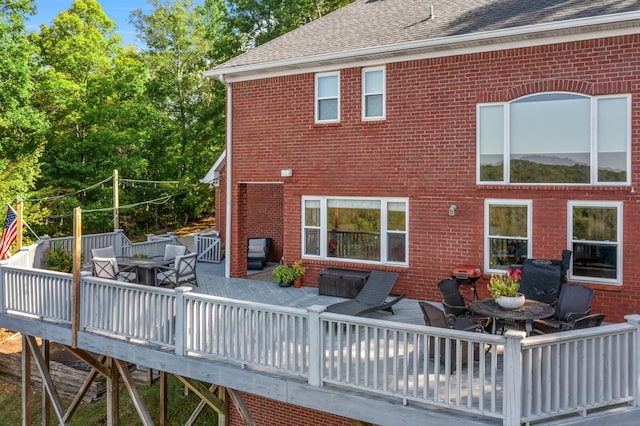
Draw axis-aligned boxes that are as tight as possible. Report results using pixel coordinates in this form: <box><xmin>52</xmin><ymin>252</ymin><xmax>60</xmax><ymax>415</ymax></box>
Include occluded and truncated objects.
<box><xmin>487</xmin><ymin>268</ymin><xmax>524</xmax><ymax>310</ymax></box>
<box><xmin>45</xmin><ymin>244</ymin><xmax>74</xmax><ymax>273</ymax></box>
<box><xmin>291</xmin><ymin>260</ymin><xmax>306</xmax><ymax>288</ymax></box>
<box><xmin>273</xmin><ymin>264</ymin><xmax>297</xmax><ymax>287</ymax></box>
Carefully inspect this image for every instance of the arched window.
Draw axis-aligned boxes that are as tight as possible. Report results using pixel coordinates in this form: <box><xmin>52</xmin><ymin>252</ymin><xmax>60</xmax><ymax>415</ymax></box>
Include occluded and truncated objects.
<box><xmin>477</xmin><ymin>92</ymin><xmax>630</xmax><ymax>185</ymax></box>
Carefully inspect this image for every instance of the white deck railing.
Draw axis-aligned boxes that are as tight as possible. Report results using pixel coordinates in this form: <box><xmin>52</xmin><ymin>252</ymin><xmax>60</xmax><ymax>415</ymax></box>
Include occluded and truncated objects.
<box><xmin>194</xmin><ymin>232</ymin><xmax>222</xmax><ymax>263</ymax></box>
<box><xmin>0</xmin><ymin>264</ymin><xmax>638</xmax><ymax>426</ymax></box>
<box><xmin>38</xmin><ymin>231</ymin><xmax>181</xmax><ymax>268</ymax></box>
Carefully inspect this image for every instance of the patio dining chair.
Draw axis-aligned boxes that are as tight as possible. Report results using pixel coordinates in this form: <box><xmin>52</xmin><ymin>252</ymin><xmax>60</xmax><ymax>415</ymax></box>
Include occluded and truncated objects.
<box><xmin>532</xmin><ymin>283</ymin><xmax>594</xmax><ymax>333</ymax></box>
<box><xmin>92</xmin><ymin>257</ymin><xmax>138</xmax><ymax>283</ymax></box>
<box><xmin>437</xmin><ymin>279</ymin><xmax>492</xmax><ymax>332</ymax></box>
<box><xmin>151</xmin><ymin>244</ymin><xmax>187</xmax><ymax>266</ymax></box>
<box><xmin>418</xmin><ymin>301</ymin><xmax>481</xmax><ymax>374</ymax></box>
<box><xmin>155</xmin><ymin>252</ymin><xmax>198</xmax><ymax>288</ymax></box>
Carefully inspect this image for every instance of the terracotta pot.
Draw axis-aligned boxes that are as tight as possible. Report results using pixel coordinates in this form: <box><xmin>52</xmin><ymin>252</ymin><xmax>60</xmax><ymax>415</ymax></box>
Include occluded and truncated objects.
<box><xmin>293</xmin><ymin>279</ymin><xmax>302</xmax><ymax>288</ymax></box>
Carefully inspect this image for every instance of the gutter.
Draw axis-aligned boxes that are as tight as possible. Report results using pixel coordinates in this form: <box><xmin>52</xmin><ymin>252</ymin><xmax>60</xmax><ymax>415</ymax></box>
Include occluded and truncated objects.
<box><xmin>204</xmin><ymin>10</ymin><xmax>640</xmax><ymax>79</ymax></box>
<box><xmin>219</xmin><ymin>74</ymin><xmax>232</xmax><ymax>279</ymax></box>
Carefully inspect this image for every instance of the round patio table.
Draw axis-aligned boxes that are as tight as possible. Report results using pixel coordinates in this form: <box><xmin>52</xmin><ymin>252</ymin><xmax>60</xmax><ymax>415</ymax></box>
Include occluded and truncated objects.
<box><xmin>469</xmin><ymin>298</ymin><xmax>555</xmax><ymax>335</ymax></box>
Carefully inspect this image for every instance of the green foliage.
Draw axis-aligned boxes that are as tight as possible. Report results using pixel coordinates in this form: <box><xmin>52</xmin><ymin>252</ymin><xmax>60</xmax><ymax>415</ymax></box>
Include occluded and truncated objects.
<box><xmin>229</xmin><ymin>0</ymin><xmax>355</xmax><ymax>47</ymax></box>
<box><xmin>45</xmin><ymin>243</ymin><xmax>73</xmax><ymax>272</ymax></box>
<box><xmin>0</xmin><ymin>0</ymin><xmax>48</xmax><ymax>208</ymax></box>
<box><xmin>2</xmin><ymin>0</ymin><xmax>353</xmax><ymax>237</ymax></box>
<box><xmin>273</xmin><ymin>264</ymin><xmax>297</xmax><ymax>285</ymax></box>
<box><xmin>487</xmin><ymin>268</ymin><xmax>521</xmax><ymax>300</ymax></box>
<box><xmin>292</xmin><ymin>259</ymin><xmax>306</xmax><ymax>279</ymax></box>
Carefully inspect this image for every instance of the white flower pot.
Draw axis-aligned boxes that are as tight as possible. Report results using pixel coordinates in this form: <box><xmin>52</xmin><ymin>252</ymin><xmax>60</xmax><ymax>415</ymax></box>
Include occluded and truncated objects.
<box><xmin>497</xmin><ymin>293</ymin><xmax>525</xmax><ymax>310</ymax></box>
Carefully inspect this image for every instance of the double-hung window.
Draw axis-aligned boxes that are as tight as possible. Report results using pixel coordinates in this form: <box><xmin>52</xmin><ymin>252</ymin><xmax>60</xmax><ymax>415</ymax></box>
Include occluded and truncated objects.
<box><xmin>478</xmin><ymin>93</ymin><xmax>630</xmax><ymax>185</ymax></box>
<box><xmin>302</xmin><ymin>196</ymin><xmax>408</xmax><ymax>265</ymax></box>
<box><xmin>362</xmin><ymin>66</ymin><xmax>385</xmax><ymax>120</ymax></box>
<box><xmin>568</xmin><ymin>201</ymin><xmax>622</xmax><ymax>285</ymax></box>
<box><xmin>315</xmin><ymin>72</ymin><xmax>340</xmax><ymax>123</ymax></box>
<box><xmin>484</xmin><ymin>199</ymin><xmax>531</xmax><ymax>273</ymax></box>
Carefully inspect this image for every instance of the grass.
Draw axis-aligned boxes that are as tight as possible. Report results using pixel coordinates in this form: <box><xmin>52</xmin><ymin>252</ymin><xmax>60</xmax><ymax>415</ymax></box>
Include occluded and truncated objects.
<box><xmin>0</xmin><ymin>373</ymin><xmax>220</xmax><ymax>425</ymax></box>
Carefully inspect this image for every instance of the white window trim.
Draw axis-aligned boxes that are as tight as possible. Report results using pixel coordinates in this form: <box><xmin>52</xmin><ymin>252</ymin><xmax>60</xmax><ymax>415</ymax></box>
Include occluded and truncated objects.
<box><xmin>476</xmin><ymin>92</ymin><xmax>631</xmax><ymax>186</ymax></box>
<box><xmin>301</xmin><ymin>196</ymin><xmax>409</xmax><ymax>266</ymax></box>
<box><xmin>484</xmin><ymin>199</ymin><xmax>532</xmax><ymax>274</ymax></box>
<box><xmin>362</xmin><ymin>66</ymin><xmax>386</xmax><ymax>121</ymax></box>
<box><xmin>315</xmin><ymin>71</ymin><xmax>340</xmax><ymax>123</ymax></box>
<box><xmin>567</xmin><ymin>200</ymin><xmax>623</xmax><ymax>285</ymax></box>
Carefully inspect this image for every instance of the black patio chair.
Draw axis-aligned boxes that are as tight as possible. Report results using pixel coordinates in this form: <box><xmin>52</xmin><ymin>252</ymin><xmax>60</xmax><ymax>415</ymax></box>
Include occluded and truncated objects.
<box><xmin>247</xmin><ymin>237</ymin><xmax>272</xmax><ymax>270</ymax></box>
<box><xmin>437</xmin><ymin>279</ymin><xmax>492</xmax><ymax>332</ymax></box>
<box><xmin>532</xmin><ymin>283</ymin><xmax>594</xmax><ymax>333</ymax></box>
<box><xmin>324</xmin><ymin>271</ymin><xmax>404</xmax><ymax>316</ymax></box>
<box><xmin>418</xmin><ymin>301</ymin><xmax>481</xmax><ymax>373</ymax></box>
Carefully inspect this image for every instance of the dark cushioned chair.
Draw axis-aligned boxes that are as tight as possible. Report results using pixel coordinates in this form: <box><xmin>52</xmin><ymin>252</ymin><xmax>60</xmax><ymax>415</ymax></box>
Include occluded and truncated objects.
<box><xmin>437</xmin><ymin>279</ymin><xmax>492</xmax><ymax>332</ymax></box>
<box><xmin>418</xmin><ymin>301</ymin><xmax>481</xmax><ymax>373</ymax></box>
<box><xmin>247</xmin><ymin>237</ymin><xmax>272</xmax><ymax>270</ymax></box>
<box><xmin>324</xmin><ymin>271</ymin><xmax>404</xmax><ymax>316</ymax></box>
<box><xmin>532</xmin><ymin>283</ymin><xmax>595</xmax><ymax>333</ymax></box>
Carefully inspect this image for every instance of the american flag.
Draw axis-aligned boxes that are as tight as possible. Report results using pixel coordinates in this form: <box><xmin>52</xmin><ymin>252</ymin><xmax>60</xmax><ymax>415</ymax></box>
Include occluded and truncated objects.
<box><xmin>0</xmin><ymin>206</ymin><xmax>18</xmax><ymax>260</ymax></box>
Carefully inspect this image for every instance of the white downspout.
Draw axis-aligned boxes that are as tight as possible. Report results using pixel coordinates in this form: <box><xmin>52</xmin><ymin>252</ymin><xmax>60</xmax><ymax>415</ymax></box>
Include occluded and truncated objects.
<box><xmin>219</xmin><ymin>74</ymin><xmax>232</xmax><ymax>278</ymax></box>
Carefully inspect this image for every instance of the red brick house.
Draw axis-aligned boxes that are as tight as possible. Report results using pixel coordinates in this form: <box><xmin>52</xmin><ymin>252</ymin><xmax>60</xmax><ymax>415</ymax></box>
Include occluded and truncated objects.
<box><xmin>203</xmin><ymin>0</ymin><xmax>640</xmax><ymax>323</ymax></box>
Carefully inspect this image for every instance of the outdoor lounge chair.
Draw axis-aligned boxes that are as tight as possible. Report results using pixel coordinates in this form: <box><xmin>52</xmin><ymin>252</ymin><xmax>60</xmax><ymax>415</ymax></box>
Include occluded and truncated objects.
<box><xmin>92</xmin><ymin>257</ymin><xmax>138</xmax><ymax>283</ymax></box>
<box><xmin>324</xmin><ymin>271</ymin><xmax>404</xmax><ymax>316</ymax></box>
<box><xmin>247</xmin><ymin>237</ymin><xmax>272</xmax><ymax>270</ymax></box>
<box><xmin>155</xmin><ymin>252</ymin><xmax>198</xmax><ymax>288</ymax></box>
<box><xmin>532</xmin><ymin>283</ymin><xmax>594</xmax><ymax>333</ymax></box>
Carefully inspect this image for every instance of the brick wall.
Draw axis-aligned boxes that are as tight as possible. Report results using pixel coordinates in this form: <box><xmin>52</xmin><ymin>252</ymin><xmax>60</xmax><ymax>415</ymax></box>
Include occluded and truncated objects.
<box><xmin>218</xmin><ymin>34</ymin><xmax>640</xmax><ymax>322</ymax></box>
<box><xmin>228</xmin><ymin>393</ymin><xmax>354</xmax><ymax>426</ymax></box>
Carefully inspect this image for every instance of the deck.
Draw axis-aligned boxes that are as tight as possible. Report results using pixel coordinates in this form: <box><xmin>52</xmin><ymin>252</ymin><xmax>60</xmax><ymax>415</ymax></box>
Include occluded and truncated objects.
<box><xmin>0</xmin><ymin>238</ymin><xmax>639</xmax><ymax>425</ymax></box>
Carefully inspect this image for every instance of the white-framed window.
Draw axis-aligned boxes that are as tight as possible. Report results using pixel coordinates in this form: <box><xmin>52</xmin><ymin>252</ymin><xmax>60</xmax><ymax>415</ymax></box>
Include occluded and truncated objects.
<box><xmin>362</xmin><ymin>66</ymin><xmax>385</xmax><ymax>120</ymax></box>
<box><xmin>302</xmin><ymin>196</ymin><xmax>408</xmax><ymax>265</ymax></box>
<box><xmin>568</xmin><ymin>201</ymin><xmax>622</xmax><ymax>285</ymax></box>
<box><xmin>484</xmin><ymin>199</ymin><xmax>532</xmax><ymax>273</ymax></box>
<box><xmin>315</xmin><ymin>71</ymin><xmax>340</xmax><ymax>123</ymax></box>
<box><xmin>477</xmin><ymin>93</ymin><xmax>630</xmax><ymax>185</ymax></box>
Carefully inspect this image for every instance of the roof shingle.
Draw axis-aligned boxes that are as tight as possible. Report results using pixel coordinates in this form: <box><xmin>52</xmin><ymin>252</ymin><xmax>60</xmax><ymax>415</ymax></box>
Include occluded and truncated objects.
<box><xmin>211</xmin><ymin>0</ymin><xmax>640</xmax><ymax>75</ymax></box>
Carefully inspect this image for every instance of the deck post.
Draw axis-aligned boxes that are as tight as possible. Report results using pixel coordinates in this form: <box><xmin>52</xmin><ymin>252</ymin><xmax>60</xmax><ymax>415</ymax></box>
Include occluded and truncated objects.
<box><xmin>502</xmin><ymin>329</ymin><xmax>525</xmax><ymax>426</ymax></box>
<box><xmin>21</xmin><ymin>334</ymin><xmax>31</xmax><ymax>426</ymax></box>
<box><xmin>307</xmin><ymin>305</ymin><xmax>326</xmax><ymax>387</ymax></box>
<box><xmin>624</xmin><ymin>314</ymin><xmax>640</xmax><ymax>407</ymax></box>
<box><xmin>174</xmin><ymin>286</ymin><xmax>193</xmax><ymax>357</ymax></box>
<box><xmin>114</xmin><ymin>229</ymin><xmax>124</xmax><ymax>258</ymax></box>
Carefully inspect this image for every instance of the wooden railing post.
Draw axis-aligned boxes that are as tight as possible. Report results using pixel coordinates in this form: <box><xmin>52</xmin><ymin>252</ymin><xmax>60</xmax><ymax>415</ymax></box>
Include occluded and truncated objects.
<box><xmin>624</xmin><ymin>314</ymin><xmax>640</xmax><ymax>407</ymax></box>
<box><xmin>503</xmin><ymin>329</ymin><xmax>525</xmax><ymax>426</ymax></box>
<box><xmin>307</xmin><ymin>305</ymin><xmax>325</xmax><ymax>387</ymax></box>
<box><xmin>175</xmin><ymin>286</ymin><xmax>193</xmax><ymax>357</ymax></box>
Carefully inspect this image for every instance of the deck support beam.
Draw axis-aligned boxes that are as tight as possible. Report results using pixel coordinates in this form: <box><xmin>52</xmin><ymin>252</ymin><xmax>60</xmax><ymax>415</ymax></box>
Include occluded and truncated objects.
<box><xmin>42</xmin><ymin>339</ymin><xmax>51</xmax><ymax>426</ymax></box>
<box><xmin>21</xmin><ymin>334</ymin><xmax>31</xmax><ymax>426</ymax></box>
<box><xmin>63</xmin><ymin>355</ymin><xmax>107</xmax><ymax>423</ymax></box>
<box><xmin>114</xmin><ymin>359</ymin><xmax>154</xmax><ymax>425</ymax></box>
<box><xmin>24</xmin><ymin>335</ymin><xmax>68</xmax><ymax>424</ymax></box>
<box><xmin>107</xmin><ymin>357</ymin><xmax>119</xmax><ymax>426</ymax></box>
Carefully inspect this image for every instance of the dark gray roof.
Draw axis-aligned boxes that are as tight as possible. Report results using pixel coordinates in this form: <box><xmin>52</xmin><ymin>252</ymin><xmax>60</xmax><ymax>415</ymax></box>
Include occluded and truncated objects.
<box><xmin>210</xmin><ymin>0</ymin><xmax>640</xmax><ymax>76</ymax></box>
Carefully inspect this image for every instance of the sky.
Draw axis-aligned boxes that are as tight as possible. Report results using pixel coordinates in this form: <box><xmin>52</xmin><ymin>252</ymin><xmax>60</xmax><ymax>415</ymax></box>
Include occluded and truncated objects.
<box><xmin>25</xmin><ymin>0</ymin><xmax>153</xmax><ymax>47</ymax></box>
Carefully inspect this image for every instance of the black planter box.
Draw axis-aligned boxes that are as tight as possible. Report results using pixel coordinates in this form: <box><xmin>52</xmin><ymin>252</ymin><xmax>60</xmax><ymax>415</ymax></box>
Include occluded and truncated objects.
<box><xmin>318</xmin><ymin>268</ymin><xmax>370</xmax><ymax>298</ymax></box>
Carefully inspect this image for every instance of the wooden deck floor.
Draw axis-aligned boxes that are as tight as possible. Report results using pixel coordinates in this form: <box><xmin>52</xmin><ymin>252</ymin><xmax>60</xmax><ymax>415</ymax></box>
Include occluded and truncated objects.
<box><xmin>192</xmin><ymin>262</ymin><xmax>425</xmax><ymax>327</ymax></box>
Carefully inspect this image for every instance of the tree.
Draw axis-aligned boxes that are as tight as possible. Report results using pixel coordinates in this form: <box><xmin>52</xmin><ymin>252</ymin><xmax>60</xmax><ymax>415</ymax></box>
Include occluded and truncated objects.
<box><xmin>132</xmin><ymin>0</ymin><xmax>227</xmax><ymax>224</ymax></box>
<box><xmin>0</xmin><ymin>0</ymin><xmax>48</xmax><ymax>208</ymax></box>
<box><xmin>31</xmin><ymin>0</ymin><xmax>154</xmax><ymax>235</ymax></box>
<box><xmin>228</xmin><ymin>0</ymin><xmax>354</xmax><ymax>48</ymax></box>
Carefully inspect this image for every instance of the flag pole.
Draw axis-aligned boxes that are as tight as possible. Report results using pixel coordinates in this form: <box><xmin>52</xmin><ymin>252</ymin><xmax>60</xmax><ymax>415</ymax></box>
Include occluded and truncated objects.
<box><xmin>16</xmin><ymin>199</ymin><xmax>23</xmax><ymax>251</ymax></box>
